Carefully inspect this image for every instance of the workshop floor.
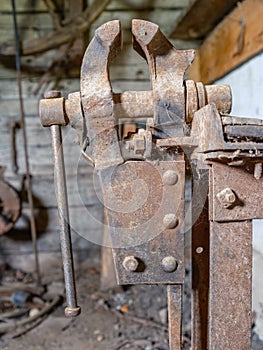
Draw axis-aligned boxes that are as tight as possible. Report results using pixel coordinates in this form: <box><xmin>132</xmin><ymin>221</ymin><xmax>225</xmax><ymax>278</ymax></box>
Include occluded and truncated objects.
<box><xmin>0</xmin><ymin>248</ymin><xmax>262</xmax><ymax>350</ymax></box>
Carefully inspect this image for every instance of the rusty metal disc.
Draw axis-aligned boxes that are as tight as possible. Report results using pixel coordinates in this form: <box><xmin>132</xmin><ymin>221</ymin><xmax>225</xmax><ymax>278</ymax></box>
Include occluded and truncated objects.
<box><xmin>0</xmin><ymin>180</ymin><xmax>20</xmax><ymax>235</ymax></box>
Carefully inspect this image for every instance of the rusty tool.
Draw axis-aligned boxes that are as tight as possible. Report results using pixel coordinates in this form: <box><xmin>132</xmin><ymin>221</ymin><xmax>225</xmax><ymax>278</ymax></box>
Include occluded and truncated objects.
<box><xmin>0</xmin><ymin>175</ymin><xmax>20</xmax><ymax>235</ymax></box>
<box><xmin>40</xmin><ymin>91</ymin><xmax>80</xmax><ymax>318</ymax></box>
<box><xmin>39</xmin><ymin>19</ymin><xmax>263</xmax><ymax>349</ymax></box>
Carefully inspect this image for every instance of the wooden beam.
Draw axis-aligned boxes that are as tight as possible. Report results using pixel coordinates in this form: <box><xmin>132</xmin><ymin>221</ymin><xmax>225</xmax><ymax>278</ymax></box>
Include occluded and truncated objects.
<box><xmin>0</xmin><ymin>0</ymin><xmax>111</xmax><ymax>56</ymax></box>
<box><xmin>189</xmin><ymin>0</ymin><xmax>263</xmax><ymax>83</ymax></box>
<box><xmin>170</xmin><ymin>0</ymin><xmax>238</xmax><ymax>39</ymax></box>
<box><xmin>67</xmin><ymin>0</ymin><xmax>85</xmax><ymax>67</ymax></box>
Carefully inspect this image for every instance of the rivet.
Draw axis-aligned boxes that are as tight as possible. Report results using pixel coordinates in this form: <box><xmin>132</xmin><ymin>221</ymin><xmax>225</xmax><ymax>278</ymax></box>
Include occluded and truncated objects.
<box><xmin>163</xmin><ymin>214</ymin><xmax>178</xmax><ymax>229</ymax></box>
<box><xmin>163</xmin><ymin>170</ymin><xmax>178</xmax><ymax>185</ymax></box>
<box><xmin>196</xmin><ymin>246</ymin><xmax>204</xmax><ymax>254</ymax></box>
<box><xmin>161</xmin><ymin>256</ymin><xmax>178</xmax><ymax>273</ymax></box>
<box><xmin>122</xmin><ymin>256</ymin><xmax>139</xmax><ymax>272</ymax></box>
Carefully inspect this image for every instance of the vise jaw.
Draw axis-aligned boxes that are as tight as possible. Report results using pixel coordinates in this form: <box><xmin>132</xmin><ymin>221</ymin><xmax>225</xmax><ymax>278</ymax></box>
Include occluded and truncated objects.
<box><xmin>39</xmin><ymin>19</ymin><xmax>231</xmax><ymax>284</ymax></box>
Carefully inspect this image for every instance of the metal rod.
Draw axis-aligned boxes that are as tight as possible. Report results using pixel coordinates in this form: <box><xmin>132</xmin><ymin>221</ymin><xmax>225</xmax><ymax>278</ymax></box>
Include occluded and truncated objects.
<box><xmin>10</xmin><ymin>121</ymin><xmax>20</xmax><ymax>174</ymax></box>
<box><xmin>50</xmin><ymin>125</ymin><xmax>81</xmax><ymax>317</ymax></box>
<box><xmin>11</xmin><ymin>0</ymin><xmax>41</xmax><ymax>286</ymax></box>
<box><xmin>167</xmin><ymin>285</ymin><xmax>183</xmax><ymax>350</ymax></box>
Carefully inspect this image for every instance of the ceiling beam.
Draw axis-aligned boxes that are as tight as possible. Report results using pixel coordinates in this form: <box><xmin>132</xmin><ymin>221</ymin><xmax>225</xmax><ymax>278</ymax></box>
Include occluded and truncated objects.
<box><xmin>170</xmin><ymin>0</ymin><xmax>239</xmax><ymax>40</ymax></box>
<box><xmin>188</xmin><ymin>0</ymin><xmax>263</xmax><ymax>83</ymax></box>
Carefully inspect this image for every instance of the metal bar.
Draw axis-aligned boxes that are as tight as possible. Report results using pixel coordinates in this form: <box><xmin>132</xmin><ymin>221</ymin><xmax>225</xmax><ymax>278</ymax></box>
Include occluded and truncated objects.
<box><xmin>50</xmin><ymin>125</ymin><xmax>80</xmax><ymax>317</ymax></box>
<box><xmin>10</xmin><ymin>121</ymin><xmax>20</xmax><ymax>174</ymax></box>
<box><xmin>167</xmin><ymin>285</ymin><xmax>182</xmax><ymax>350</ymax></box>
<box><xmin>191</xmin><ymin>199</ymin><xmax>209</xmax><ymax>350</ymax></box>
<box><xmin>208</xmin><ymin>220</ymin><xmax>252</xmax><ymax>349</ymax></box>
<box><xmin>191</xmin><ymin>167</ymin><xmax>210</xmax><ymax>350</ymax></box>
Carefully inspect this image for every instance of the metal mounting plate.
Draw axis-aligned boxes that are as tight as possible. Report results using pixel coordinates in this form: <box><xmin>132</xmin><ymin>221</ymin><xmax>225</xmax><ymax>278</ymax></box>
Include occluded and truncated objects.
<box><xmin>99</xmin><ymin>160</ymin><xmax>185</xmax><ymax>285</ymax></box>
<box><xmin>209</xmin><ymin>162</ymin><xmax>263</xmax><ymax>221</ymax></box>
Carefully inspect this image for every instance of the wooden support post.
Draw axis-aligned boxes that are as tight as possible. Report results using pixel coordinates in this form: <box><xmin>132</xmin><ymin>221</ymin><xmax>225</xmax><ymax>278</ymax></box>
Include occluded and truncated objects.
<box><xmin>189</xmin><ymin>0</ymin><xmax>263</xmax><ymax>83</ymax></box>
<box><xmin>171</xmin><ymin>0</ymin><xmax>238</xmax><ymax>40</ymax></box>
<box><xmin>67</xmin><ymin>0</ymin><xmax>85</xmax><ymax>71</ymax></box>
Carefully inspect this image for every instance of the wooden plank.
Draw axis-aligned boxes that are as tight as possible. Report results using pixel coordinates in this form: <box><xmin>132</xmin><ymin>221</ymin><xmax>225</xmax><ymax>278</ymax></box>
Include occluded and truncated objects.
<box><xmin>189</xmin><ymin>0</ymin><xmax>263</xmax><ymax>83</ymax></box>
<box><xmin>0</xmin><ymin>13</ymin><xmax>54</xmax><ymax>29</ymax></box>
<box><xmin>1</xmin><ymin>0</ymin><xmax>188</xmax><ymax>14</ymax></box>
<box><xmin>0</xmin><ymin>0</ymin><xmax>111</xmax><ymax>56</ymax></box>
<box><xmin>171</xmin><ymin>0</ymin><xmax>238</xmax><ymax>39</ymax></box>
<box><xmin>108</xmin><ymin>0</ymin><xmax>190</xmax><ymax>10</ymax></box>
<box><xmin>0</xmin><ymin>227</ymin><xmax>93</xmax><ymax>254</ymax></box>
<box><xmin>14</xmin><ymin>205</ymin><xmax>104</xmax><ymax>234</ymax></box>
<box><xmin>0</xmin><ymin>0</ymin><xmax>49</xmax><ymax>12</ymax></box>
<box><xmin>0</xmin><ymin>99</ymin><xmax>39</xmax><ymax>116</ymax></box>
<box><xmin>0</xmin><ymin>77</ymin><xmax>80</xmax><ymax>98</ymax></box>
<box><xmin>5</xmin><ymin>173</ymin><xmax>102</xmax><ymax>209</ymax></box>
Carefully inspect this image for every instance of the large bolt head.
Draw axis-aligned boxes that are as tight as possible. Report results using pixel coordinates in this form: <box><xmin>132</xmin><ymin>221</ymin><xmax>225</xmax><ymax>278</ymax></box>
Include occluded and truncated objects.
<box><xmin>163</xmin><ymin>170</ymin><xmax>178</xmax><ymax>185</ymax></box>
<box><xmin>161</xmin><ymin>256</ymin><xmax>178</xmax><ymax>273</ymax></box>
<box><xmin>122</xmin><ymin>256</ymin><xmax>139</xmax><ymax>272</ymax></box>
<box><xmin>216</xmin><ymin>187</ymin><xmax>237</xmax><ymax>209</ymax></box>
<box><xmin>163</xmin><ymin>214</ymin><xmax>178</xmax><ymax>229</ymax></box>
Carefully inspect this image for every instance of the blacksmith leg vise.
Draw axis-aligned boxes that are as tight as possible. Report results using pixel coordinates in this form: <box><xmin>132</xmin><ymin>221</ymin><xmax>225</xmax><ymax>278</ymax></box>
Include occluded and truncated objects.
<box><xmin>39</xmin><ymin>20</ymin><xmax>263</xmax><ymax>349</ymax></box>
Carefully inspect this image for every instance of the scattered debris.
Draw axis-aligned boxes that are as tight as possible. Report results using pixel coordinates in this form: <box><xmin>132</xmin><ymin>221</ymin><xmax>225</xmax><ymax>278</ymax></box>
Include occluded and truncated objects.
<box><xmin>0</xmin><ymin>265</ymin><xmax>61</xmax><ymax>339</ymax></box>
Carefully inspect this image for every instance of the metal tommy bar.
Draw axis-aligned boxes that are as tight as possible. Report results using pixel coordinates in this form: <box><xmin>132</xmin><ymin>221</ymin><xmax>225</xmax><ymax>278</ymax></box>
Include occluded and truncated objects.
<box><xmin>44</xmin><ymin>90</ymin><xmax>81</xmax><ymax>317</ymax></box>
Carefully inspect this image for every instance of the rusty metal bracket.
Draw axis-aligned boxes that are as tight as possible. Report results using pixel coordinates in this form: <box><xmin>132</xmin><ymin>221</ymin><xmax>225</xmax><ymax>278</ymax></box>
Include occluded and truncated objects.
<box><xmin>0</xmin><ymin>170</ymin><xmax>20</xmax><ymax>235</ymax></box>
<box><xmin>210</xmin><ymin>162</ymin><xmax>263</xmax><ymax>221</ymax></box>
<box><xmin>100</xmin><ymin>160</ymin><xmax>185</xmax><ymax>285</ymax></box>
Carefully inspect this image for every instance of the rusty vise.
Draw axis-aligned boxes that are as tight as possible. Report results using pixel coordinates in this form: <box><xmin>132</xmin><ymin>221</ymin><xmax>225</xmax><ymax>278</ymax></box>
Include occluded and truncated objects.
<box><xmin>39</xmin><ymin>20</ymin><xmax>263</xmax><ymax>349</ymax></box>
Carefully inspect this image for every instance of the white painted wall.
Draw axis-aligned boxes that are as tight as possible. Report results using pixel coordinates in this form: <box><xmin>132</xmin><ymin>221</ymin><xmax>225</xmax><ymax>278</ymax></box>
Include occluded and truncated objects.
<box><xmin>217</xmin><ymin>52</ymin><xmax>263</xmax><ymax>339</ymax></box>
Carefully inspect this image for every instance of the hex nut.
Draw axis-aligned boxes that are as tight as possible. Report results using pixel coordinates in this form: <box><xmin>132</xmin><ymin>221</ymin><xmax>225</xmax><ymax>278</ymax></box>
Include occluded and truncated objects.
<box><xmin>163</xmin><ymin>214</ymin><xmax>178</xmax><ymax>229</ymax></box>
<box><xmin>161</xmin><ymin>256</ymin><xmax>178</xmax><ymax>273</ymax></box>
<box><xmin>163</xmin><ymin>170</ymin><xmax>178</xmax><ymax>185</ymax></box>
<box><xmin>216</xmin><ymin>187</ymin><xmax>237</xmax><ymax>209</ymax></box>
<box><xmin>122</xmin><ymin>256</ymin><xmax>139</xmax><ymax>272</ymax></box>
<box><xmin>133</xmin><ymin>134</ymin><xmax>146</xmax><ymax>154</ymax></box>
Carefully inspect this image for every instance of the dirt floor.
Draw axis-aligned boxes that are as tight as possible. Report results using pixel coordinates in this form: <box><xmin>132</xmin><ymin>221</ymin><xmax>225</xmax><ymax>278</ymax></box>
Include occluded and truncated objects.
<box><xmin>0</xmin><ymin>250</ymin><xmax>263</xmax><ymax>350</ymax></box>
